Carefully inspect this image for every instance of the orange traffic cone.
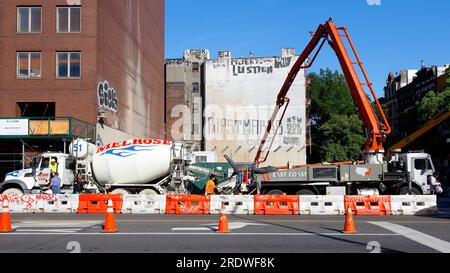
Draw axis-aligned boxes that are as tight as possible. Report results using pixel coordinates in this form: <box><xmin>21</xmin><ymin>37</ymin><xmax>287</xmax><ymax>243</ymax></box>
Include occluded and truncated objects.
<box><xmin>343</xmin><ymin>207</ymin><xmax>357</xmax><ymax>234</ymax></box>
<box><xmin>217</xmin><ymin>204</ymin><xmax>229</xmax><ymax>233</ymax></box>
<box><xmin>102</xmin><ymin>199</ymin><xmax>118</xmax><ymax>233</ymax></box>
<box><xmin>0</xmin><ymin>199</ymin><xmax>14</xmax><ymax>233</ymax></box>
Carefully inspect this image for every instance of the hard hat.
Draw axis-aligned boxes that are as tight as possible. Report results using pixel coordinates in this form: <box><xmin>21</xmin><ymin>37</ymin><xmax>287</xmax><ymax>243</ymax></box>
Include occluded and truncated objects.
<box><xmin>51</xmin><ymin>158</ymin><xmax>56</xmax><ymax>163</ymax></box>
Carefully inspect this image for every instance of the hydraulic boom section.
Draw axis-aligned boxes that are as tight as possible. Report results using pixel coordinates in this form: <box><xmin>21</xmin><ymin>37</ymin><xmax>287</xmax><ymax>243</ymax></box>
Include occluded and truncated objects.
<box><xmin>254</xmin><ymin>18</ymin><xmax>391</xmax><ymax>166</ymax></box>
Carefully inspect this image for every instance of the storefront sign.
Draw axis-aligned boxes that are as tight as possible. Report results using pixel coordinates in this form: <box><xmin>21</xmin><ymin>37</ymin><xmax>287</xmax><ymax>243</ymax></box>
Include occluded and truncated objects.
<box><xmin>0</xmin><ymin>119</ymin><xmax>29</xmax><ymax>136</ymax></box>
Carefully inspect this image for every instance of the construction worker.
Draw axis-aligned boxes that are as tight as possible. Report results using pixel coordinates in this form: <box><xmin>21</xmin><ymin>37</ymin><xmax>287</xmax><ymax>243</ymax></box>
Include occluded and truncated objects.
<box><xmin>50</xmin><ymin>157</ymin><xmax>58</xmax><ymax>177</ymax></box>
<box><xmin>205</xmin><ymin>174</ymin><xmax>217</xmax><ymax>195</ymax></box>
<box><xmin>50</xmin><ymin>172</ymin><xmax>61</xmax><ymax>194</ymax></box>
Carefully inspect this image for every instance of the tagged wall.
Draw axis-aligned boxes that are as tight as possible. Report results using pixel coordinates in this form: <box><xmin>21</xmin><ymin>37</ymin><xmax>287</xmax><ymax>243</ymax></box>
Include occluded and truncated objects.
<box><xmin>205</xmin><ymin>49</ymin><xmax>307</xmax><ymax>167</ymax></box>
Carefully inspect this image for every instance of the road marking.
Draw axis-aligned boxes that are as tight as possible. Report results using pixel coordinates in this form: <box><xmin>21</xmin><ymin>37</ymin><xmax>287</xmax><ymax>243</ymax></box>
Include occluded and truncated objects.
<box><xmin>12</xmin><ymin>219</ymin><xmax>450</xmax><ymax>224</ymax></box>
<box><xmin>14</xmin><ymin>221</ymin><xmax>100</xmax><ymax>228</ymax></box>
<box><xmin>0</xmin><ymin>232</ymin><xmax>401</xmax><ymax>236</ymax></box>
<box><xmin>16</xmin><ymin>229</ymin><xmax>82</xmax><ymax>233</ymax></box>
<box><xmin>173</xmin><ymin>222</ymin><xmax>269</xmax><ymax>231</ymax></box>
<box><xmin>369</xmin><ymin>221</ymin><xmax>450</xmax><ymax>253</ymax></box>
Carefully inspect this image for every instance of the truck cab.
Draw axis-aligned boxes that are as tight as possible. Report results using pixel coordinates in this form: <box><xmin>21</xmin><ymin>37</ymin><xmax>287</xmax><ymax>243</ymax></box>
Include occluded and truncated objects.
<box><xmin>0</xmin><ymin>152</ymin><xmax>75</xmax><ymax>194</ymax></box>
<box><xmin>395</xmin><ymin>151</ymin><xmax>435</xmax><ymax>195</ymax></box>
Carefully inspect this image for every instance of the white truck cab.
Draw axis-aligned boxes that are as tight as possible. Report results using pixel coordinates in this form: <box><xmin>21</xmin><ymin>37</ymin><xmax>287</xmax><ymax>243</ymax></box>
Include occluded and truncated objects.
<box><xmin>1</xmin><ymin>152</ymin><xmax>75</xmax><ymax>194</ymax></box>
<box><xmin>397</xmin><ymin>152</ymin><xmax>435</xmax><ymax>195</ymax></box>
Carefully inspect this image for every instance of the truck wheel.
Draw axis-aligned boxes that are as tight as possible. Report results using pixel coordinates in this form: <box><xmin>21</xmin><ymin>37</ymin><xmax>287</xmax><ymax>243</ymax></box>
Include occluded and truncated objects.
<box><xmin>296</xmin><ymin>189</ymin><xmax>315</xmax><ymax>195</ymax></box>
<box><xmin>139</xmin><ymin>189</ymin><xmax>159</xmax><ymax>195</ymax></box>
<box><xmin>399</xmin><ymin>186</ymin><xmax>421</xmax><ymax>195</ymax></box>
<box><xmin>267</xmin><ymin>189</ymin><xmax>284</xmax><ymax>195</ymax></box>
<box><xmin>110</xmin><ymin>188</ymin><xmax>130</xmax><ymax>196</ymax></box>
<box><xmin>2</xmin><ymin>188</ymin><xmax>23</xmax><ymax>195</ymax></box>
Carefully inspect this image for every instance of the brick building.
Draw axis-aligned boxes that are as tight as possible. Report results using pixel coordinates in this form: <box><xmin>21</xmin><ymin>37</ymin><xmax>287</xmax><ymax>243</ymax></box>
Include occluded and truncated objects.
<box><xmin>0</xmin><ymin>0</ymin><xmax>165</xmax><ymax>177</ymax></box>
<box><xmin>383</xmin><ymin>64</ymin><xmax>450</xmax><ymax>169</ymax></box>
<box><xmin>166</xmin><ymin>49</ymin><xmax>307</xmax><ymax>167</ymax></box>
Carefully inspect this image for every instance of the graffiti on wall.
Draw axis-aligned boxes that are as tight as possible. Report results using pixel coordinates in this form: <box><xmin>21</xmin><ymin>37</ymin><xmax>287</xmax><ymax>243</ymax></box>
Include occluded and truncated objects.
<box><xmin>204</xmin><ymin>115</ymin><xmax>303</xmax><ymax>145</ymax></box>
<box><xmin>231</xmin><ymin>57</ymin><xmax>292</xmax><ymax>77</ymax></box>
<box><xmin>0</xmin><ymin>194</ymin><xmax>58</xmax><ymax>209</ymax></box>
<box><xmin>97</xmin><ymin>80</ymin><xmax>119</xmax><ymax>113</ymax></box>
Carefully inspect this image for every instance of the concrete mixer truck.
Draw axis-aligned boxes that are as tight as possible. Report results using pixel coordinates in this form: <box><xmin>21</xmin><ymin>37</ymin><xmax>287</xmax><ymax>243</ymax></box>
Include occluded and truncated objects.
<box><xmin>0</xmin><ymin>138</ymin><xmax>217</xmax><ymax>195</ymax></box>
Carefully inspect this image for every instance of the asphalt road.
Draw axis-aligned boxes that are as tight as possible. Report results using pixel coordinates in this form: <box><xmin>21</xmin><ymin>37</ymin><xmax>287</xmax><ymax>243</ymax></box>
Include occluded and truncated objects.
<box><xmin>1</xmin><ymin>209</ymin><xmax>449</xmax><ymax>253</ymax></box>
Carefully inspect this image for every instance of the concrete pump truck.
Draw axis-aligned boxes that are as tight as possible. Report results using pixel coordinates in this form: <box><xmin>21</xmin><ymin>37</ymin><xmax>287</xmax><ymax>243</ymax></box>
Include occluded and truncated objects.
<box><xmin>222</xmin><ymin>19</ymin><xmax>437</xmax><ymax>196</ymax></box>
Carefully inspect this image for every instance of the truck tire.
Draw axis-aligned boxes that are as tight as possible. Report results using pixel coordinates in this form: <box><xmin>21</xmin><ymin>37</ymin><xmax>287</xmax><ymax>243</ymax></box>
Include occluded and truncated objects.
<box><xmin>267</xmin><ymin>189</ymin><xmax>284</xmax><ymax>195</ymax></box>
<box><xmin>139</xmin><ymin>189</ymin><xmax>159</xmax><ymax>195</ymax></box>
<box><xmin>110</xmin><ymin>188</ymin><xmax>130</xmax><ymax>195</ymax></box>
<box><xmin>1</xmin><ymin>188</ymin><xmax>23</xmax><ymax>195</ymax></box>
<box><xmin>399</xmin><ymin>186</ymin><xmax>421</xmax><ymax>195</ymax></box>
<box><xmin>296</xmin><ymin>189</ymin><xmax>315</xmax><ymax>195</ymax></box>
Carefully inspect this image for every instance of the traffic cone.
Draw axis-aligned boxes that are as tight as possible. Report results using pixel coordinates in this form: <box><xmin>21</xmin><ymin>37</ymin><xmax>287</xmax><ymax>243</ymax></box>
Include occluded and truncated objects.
<box><xmin>102</xmin><ymin>199</ymin><xmax>117</xmax><ymax>233</ymax></box>
<box><xmin>217</xmin><ymin>204</ymin><xmax>229</xmax><ymax>233</ymax></box>
<box><xmin>343</xmin><ymin>207</ymin><xmax>357</xmax><ymax>234</ymax></box>
<box><xmin>0</xmin><ymin>199</ymin><xmax>14</xmax><ymax>233</ymax></box>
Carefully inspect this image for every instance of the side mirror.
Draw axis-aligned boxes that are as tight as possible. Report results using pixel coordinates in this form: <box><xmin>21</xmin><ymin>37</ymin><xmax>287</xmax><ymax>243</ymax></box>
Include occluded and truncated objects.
<box><xmin>31</xmin><ymin>160</ymin><xmax>37</xmax><ymax>177</ymax></box>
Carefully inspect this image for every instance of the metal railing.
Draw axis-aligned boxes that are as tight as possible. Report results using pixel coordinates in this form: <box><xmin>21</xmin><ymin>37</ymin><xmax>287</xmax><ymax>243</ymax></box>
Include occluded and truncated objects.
<box><xmin>0</xmin><ymin>117</ymin><xmax>96</xmax><ymax>140</ymax></box>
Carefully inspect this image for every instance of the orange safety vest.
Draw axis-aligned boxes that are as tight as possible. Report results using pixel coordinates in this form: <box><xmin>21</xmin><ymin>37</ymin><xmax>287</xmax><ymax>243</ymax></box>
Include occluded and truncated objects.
<box><xmin>205</xmin><ymin>179</ymin><xmax>216</xmax><ymax>195</ymax></box>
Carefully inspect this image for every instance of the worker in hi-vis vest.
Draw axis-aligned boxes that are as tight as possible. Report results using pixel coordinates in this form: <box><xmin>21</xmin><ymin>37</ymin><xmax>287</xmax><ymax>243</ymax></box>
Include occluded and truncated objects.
<box><xmin>205</xmin><ymin>174</ymin><xmax>217</xmax><ymax>195</ymax></box>
<box><xmin>50</xmin><ymin>158</ymin><xmax>58</xmax><ymax>176</ymax></box>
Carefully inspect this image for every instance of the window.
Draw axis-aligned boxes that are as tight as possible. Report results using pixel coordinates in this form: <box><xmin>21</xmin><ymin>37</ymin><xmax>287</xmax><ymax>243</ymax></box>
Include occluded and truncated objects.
<box><xmin>414</xmin><ymin>159</ymin><xmax>431</xmax><ymax>170</ymax></box>
<box><xmin>192</xmin><ymin>82</ymin><xmax>199</xmax><ymax>93</ymax></box>
<box><xmin>17</xmin><ymin>52</ymin><xmax>41</xmax><ymax>78</ymax></box>
<box><xmin>192</xmin><ymin>62</ymin><xmax>199</xmax><ymax>72</ymax></box>
<box><xmin>40</xmin><ymin>157</ymin><xmax>49</xmax><ymax>170</ymax></box>
<box><xmin>57</xmin><ymin>52</ymin><xmax>81</xmax><ymax>78</ymax></box>
<box><xmin>192</xmin><ymin>124</ymin><xmax>199</xmax><ymax>135</ymax></box>
<box><xmin>17</xmin><ymin>6</ymin><xmax>42</xmax><ymax>33</ymax></box>
<box><xmin>195</xmin><ymin>156</ymin><xmax>208</xmax><ymax>163</ymax></box>
<box><xmin>57</xmin><ymin>6</ymin><xmax>81</xmax><ymax>33</ymax></box>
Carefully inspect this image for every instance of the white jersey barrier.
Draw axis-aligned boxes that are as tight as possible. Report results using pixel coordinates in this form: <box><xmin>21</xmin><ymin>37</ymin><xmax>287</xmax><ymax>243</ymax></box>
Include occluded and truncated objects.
<box><xmin>299</xmin><ymin>195</ymin><xmax>345</xmax><ymax>215</ymax></box>
<box><xmin>0</xmin><ymin>194</ymin><xmax>440</xmax><ymax>215</ymax></box>
<box><xmin>210</xmin><ymin>195</ymin><xmax>254</xmax><ymax>215</ymax></box>
<box><xmin>390</xmin><ymin>195</ymin><xmax>438</xmax><ymax>215</ymax></box>
<box><xmin>121</xmin><ymin>195</ymin><xmax>166</xmax><ymax>214</ymax></box>
<box><xmin>42</xmin><ymin>194</ymin><xmax>79</xmax><ymax>213</ymax></box>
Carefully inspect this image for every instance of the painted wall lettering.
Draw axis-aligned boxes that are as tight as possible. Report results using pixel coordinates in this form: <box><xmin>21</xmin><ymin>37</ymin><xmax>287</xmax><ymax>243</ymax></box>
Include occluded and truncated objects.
<box><xmin>97</xmin><ymin>80</ymin><xmax>119</xmax><ymax>112</ymax></box>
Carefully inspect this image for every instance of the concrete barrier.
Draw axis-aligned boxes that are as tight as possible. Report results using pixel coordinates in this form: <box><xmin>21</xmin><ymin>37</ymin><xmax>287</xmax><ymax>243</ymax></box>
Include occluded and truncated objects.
<box><xmin>390</xmin><ymin>195</ymin><xmax>438</xmax><ymax>215</ymax></box>
<box><xmin>210</xmin><ymin>195</ymin><xmax>254</xmax><ymax>215</ymax></box>
<box><xmin>299</xmin><ymin>195</ymin><xmax>345</xmax><ymax>215</ymax></box>
<box><xmin>122</xmin><ymin>195</ymin><xmax>166</xmax><ymax>214</ymax></box>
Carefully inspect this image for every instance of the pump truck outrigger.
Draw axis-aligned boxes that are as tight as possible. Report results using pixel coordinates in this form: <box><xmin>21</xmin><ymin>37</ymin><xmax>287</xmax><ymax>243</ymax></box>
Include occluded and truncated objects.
<box><xmin>225</xmin><ymin>18</ymin><xmax>436</xmax><ymax>196</ymax></box>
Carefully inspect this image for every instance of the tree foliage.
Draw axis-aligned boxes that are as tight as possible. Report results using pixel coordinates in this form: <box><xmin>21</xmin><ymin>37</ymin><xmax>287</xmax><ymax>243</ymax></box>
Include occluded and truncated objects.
<box><xmin>308</xmin><ymin>69</ymin><xmax>365</xmax><ymax>163</ymax></box>
<box><xmin>319</xmin><ymin>115</ymin><xmax>365</xmax><ymax>162</ymax></box>
<box><xmin>401</xmin><ymin>67</ymin><xmax>450</xmax><ymax>130</ymax></box>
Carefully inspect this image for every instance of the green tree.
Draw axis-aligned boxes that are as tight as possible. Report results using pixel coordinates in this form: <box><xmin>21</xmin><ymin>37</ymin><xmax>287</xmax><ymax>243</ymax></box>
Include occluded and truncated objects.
<box><xmin>319</xmin><ymin>114</ymin><xmax>365</xmax><ymax>162</ymax></box>
<box><xmin>401</xmin><ymin>67</ymin><xmax>450</xmax><ymax>130</ymax></box>
<box><xmin>309</xmin><ymin>69</ymin><xmax>355</xmax><ymax>127</ymax></box>
<box><xmin>307</xmin><ymin>69</ymin><xmax>365</xmax><ymax>163</ymax></box>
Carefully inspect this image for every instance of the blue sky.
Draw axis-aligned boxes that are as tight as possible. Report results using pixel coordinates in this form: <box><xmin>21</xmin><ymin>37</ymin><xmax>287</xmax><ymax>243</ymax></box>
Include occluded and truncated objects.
<box><xmin>165</xmin><ymin>0</ymin><xmax>450</xmax><ymax>97</ymax></box>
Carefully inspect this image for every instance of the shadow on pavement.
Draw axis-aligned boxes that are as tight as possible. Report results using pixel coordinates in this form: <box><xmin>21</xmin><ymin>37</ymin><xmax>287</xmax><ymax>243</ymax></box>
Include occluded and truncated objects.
<box><xmin>232</xmin><ymin>215</ymin><xmax>404</xmax><ymax>253</ymax></box>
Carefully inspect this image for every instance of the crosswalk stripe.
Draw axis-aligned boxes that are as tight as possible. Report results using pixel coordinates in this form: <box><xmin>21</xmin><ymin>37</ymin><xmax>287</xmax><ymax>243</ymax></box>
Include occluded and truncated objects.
<box><xmin>369</xmin><ymin>221</ymin><xmax>450</xmax><ymax>253</ymax></box>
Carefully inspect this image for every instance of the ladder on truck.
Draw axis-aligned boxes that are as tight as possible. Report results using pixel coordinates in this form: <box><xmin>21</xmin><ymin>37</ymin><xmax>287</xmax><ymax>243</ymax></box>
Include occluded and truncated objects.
<box><xmin>75</xmin><ymin>159</ymin><xmax>90</xmax><ymax>182</ymax></box>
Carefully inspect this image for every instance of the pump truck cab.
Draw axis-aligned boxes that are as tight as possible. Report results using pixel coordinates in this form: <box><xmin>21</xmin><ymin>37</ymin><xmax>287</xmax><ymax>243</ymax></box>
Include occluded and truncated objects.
<box><xmin>0</xmin><ymin>138</ymin><xmax>217</xmax><ymax>195</ymax></box>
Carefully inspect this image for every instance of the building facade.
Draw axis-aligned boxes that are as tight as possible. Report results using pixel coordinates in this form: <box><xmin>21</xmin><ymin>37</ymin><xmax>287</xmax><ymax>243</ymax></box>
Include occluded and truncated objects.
<box><xmin>0</xmin><ymin>0</ymin><xmax>165</xmax><ymax>177</ymax></box>
<box><xmin>383</xmin><ymin>64</ymin><xmax>450</xmax><ymax>169</ymax></box>
<box><xmin>166</xmin><ymin>48</ymin><xmax>307</xmax><ymax>167</ymax></box>
<box><xmin>165</xmin><ymin>49</ymin><xmax>210</xmax><ymax>151</ymax></box>
<box><xmin>384</xmin><ymin>65</ymin><xmax>449</xmax><ymax>138</ymax></box>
